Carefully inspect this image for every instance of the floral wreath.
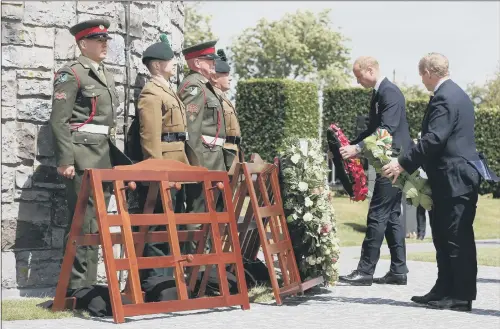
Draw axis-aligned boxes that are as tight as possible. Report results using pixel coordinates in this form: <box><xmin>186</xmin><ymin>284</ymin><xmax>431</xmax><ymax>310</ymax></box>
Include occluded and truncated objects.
<box><xmin>327</xmin><ymin>124</ymin><xmax>368</xmax><ymax>201</ymax></box>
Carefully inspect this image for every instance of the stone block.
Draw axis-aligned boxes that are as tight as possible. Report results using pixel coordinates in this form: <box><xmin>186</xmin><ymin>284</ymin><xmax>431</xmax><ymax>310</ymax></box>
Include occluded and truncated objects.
<box><xmin>51</xmin><ymin>227</ymin><xmax>65</xmax><ymax>249</ymax></box>
<box><xmin>2</xmin><ymin>45</ymin><xmax>54</xmax><ymax>70</ymax></box>
<box><xmin>15</xmin><ymin>164</ymin><xmax>33</xmax><ymax>189</ymax></box>
<box><xmin>105</xmin><ymin>64</ymin><xmax>126</xmax><ymax>84</ymax></box>
<box><xmin>2</xmin><ymin>70</ymin><xmax>17</xmax><ymax>107</ymax></box>
<box><xmin>17</xmin><ymin>79</ymin><xmax>52</xmax><ymax>97</ymax></box>
<box><xmin>24</xmin><ymin>1</ymin><xmax>76</xmax><ymax>27</ymax></box>
<box><xmin>16</xmin><ymin>98</ymin><xmax>52</xmax><ymax>123</ymax></box>
<box><xmin>1</xmin><ymin>251</ymin><xmax>17</xmax><ymax>288</ymax></box>
<box><xmin>130</xmin><ymin>39</ymin><xmax>145</xmax><ymax>56</ymax></box>
<box><xmin>16</xmin><ymin>122</ymin><xmax>37</xmax><ymax>160</ymax></box>
<box><xmin>34</xmin><ymin>156</ymin><xmax>57</xmax><ymax>169</ymax></box>
<box><xmin>170</xmin><ymin>3</ymin><xmax>183</xmax><ymax>30</ymax></box>
<box><xmin>170</xmin><ymin>25</ymin><xmax>184</xmax><ymax>53</ymax></box>
<box><xmin>2</xmin><ymin>121</ymin><xmax>19</xmax><ymax>164</ymax></box>
<box><xmin>2</xmin><ymin>165</ymin><xmax>15</xmax><ymax>203</ymax></box>
<box><xmin>105</xmin><ymin>33</ymin><xmax>125</xmax><ymax>66</ymax></box>
<box><xmin>1</xmin><ymin>208</ymin><xmax>51</xmax><ymax>250</ymax></box>
<box><xmin>54</xmin><ymin>60</ymin><xmax>75</xmax><ymax>73</ymax></box>
<box><xmin>16</xmin><ymin>70</ymin><xmax>53</xmax><ymax>80</ymax></box>
<box><xmin>15</xmin><ymin>250</ymin><xmax>62</xmax><ymax>288</ymax></box>
<box><xmin>128</xmin><ymin>3</ymin><xmax>144</xmax><ymax>38</ymax></box>
<box><xmin>33</xmin><ymin>27</ymin><xmax>55</xmax><ymax>48</ymax></box>
<box><xmin>1</xmin><ymin>3</ymin><xmax>24</xmax><ymax>21</ymax></box>
<box><xmin>2</xmin><ymin>107</ymin><xmax>17</xmax><ymax>121</ymax></box>
<box><xmin>54</xmin><ymin>28</ymin><xmax>76</xmax><ymax>60</ymax></box>
<box><xmin>36</xmin><ymin>124</ymin><xmax>55</xmax><ymax>157</ymax></box>
<box><xmin>1</xmin><ymin>22</ymin><xmax>33</xmax><ymax>46</ymax></box>
<box><xmin>32</xmin><ymin>165</ymin><xmax>65</xmax><ymax>189</ymax></box>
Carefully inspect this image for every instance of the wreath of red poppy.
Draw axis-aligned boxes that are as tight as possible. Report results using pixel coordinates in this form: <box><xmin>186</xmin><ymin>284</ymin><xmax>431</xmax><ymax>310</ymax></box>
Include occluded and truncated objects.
<box><xmin>326</xmin><ymin>123</ymin><xmax>368</xmax><ymax>201</ymax></box>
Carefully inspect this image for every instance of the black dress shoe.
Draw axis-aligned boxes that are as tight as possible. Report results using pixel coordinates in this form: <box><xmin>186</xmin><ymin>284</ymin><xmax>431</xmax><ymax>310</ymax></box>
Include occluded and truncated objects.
<box><xmin>411</xmin><ymin>291</ymin><xmax>444</xmax><ymax>305</ymax></box>
<box><xmin>339</xmin><ymin>270</ymin><xmax>373</xmax><ymax>286</ymax></box>
<box><xmin>427</xmin><ymin>297</ymin><xmax>472</xmax><ymax>312</ymax></box>
<box><xmin>373</xmin><ymin>272</ymin><xmax>407</xmax><ymax>285</ymax></box>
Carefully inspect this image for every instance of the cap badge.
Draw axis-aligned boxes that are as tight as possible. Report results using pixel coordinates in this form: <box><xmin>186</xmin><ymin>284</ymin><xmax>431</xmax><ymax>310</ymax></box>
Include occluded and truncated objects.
<box><xmin>99</xmin><ymin>25</ymin><xmax>105</xmax><ymax>30</ymax></box>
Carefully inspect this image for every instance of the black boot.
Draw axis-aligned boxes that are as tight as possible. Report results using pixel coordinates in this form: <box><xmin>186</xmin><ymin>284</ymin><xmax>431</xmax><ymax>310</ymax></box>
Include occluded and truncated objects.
<box><xmin>373</xmin><ymin>272</ymin><xmax>407</xmax><ymax>285</ymax></box>
<box><xmin>339</xmin><ymin>270</ymin><xmax>373</xmax><ymax>286</ymax></box>
<box><xmin>427</xmin><ymin>297</ymin><xmax>472</xmax><ymax>312</ymax></box>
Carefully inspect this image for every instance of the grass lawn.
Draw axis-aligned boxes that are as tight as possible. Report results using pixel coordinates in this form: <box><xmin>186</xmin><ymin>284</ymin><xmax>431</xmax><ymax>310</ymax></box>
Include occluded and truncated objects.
<box><xmin>382</xmin><ymin>247</ymin><xmax>500</xmax><ymax>267</ymax></box>
<box><xmin>1</xmin><ymin>286</ymin><xmax>275</xmax><ymax>321</ymax></box>
<box><xmin>332</xmin><ymin>194</ymin><xmax>500</xmax><ymax>247</ymax></box>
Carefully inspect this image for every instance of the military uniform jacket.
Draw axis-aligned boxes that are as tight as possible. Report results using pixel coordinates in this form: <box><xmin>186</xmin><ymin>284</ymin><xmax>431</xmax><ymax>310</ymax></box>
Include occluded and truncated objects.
<box><xmin>178</xmin><ymin>71</ymin><xmax>228</xmax><ymax>171</ymax></box>
<box><xmin>137</xmin><ymin>76</ymin><xmax>190</xmax><ymax>164</ymax></box>
<box><xmin>214</xmin><ymin>87</ymin><xmax>241</xmax><ymax>152</ymax></box>
<box><xmin>49</xmin><ymin>55</ymin><xmax>121</xmax><ymax>171</ymax></box>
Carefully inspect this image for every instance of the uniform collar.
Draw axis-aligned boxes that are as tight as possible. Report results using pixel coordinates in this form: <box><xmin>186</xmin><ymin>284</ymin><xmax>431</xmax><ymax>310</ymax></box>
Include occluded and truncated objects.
<box><xmin>189</xmin><ymin>70</ymin><xmax>209</xmax><ymax>83</ymax></box>
<box><xmin>78</xmin><ymin>55</ymin><xmax>102</xmax><ymax>70</ymax></box>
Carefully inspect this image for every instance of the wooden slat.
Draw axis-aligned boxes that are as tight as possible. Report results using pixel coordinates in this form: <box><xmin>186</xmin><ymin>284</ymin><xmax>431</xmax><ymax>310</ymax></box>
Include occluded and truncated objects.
<box><xmin>258</xmin><ymin>204</ymin><xmax>282</xmax><ymax>218</ymax></box>
<box><xmin>76</xmin><ymin>231</ymin><xmax>205</xmax><ymax>246</ymax></box>
<box><xmin>115</xmin><ymin>253</ymin><xmax>239</xmax><ymax>271</ymax></box>
<box><xmin>107</xmin><ymin>213</ymin><xmax>230</xmax><ymax>226</ymax></box>
<box><xmin>122</xmin><ymin>295</ymin><xmax>247</xmax><ymax>317</ymax></box>
<box><xmin>267</xmin><ymin>240</ymin><xmax>290</xmax><ymax>255</ymax></box>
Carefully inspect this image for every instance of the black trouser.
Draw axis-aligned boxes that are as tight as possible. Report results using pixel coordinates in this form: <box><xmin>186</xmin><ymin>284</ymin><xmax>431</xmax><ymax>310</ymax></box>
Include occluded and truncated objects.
<box><xmin>357</xmin><ymin>175</ymin><xmax>408</xmax><ymax>275</ymax></box>
<box><xmin>137</xmin><ymin>185</ymin><xmax>185</xmax><ymax>281</ymax></box>
<box><xmin>416</xmin><ymin>205</ymin><xmax>427</xmax><ymax>237</ymax></box>
<box><xmin>429</xmin><ymin>191</ymin><xmax>478</xmax><ymax>301</ymax></box>
<box><xmin>63</xmin><ymin>170</ymin><xmax>111</xmax><ymax>290</ymax></box>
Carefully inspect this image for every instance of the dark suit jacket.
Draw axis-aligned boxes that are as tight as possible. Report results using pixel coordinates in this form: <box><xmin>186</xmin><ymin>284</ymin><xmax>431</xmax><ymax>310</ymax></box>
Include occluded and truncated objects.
<box><xmin>399</xmin><ymin>79</ymin><xmax>480</xmax><ymax>198</ymax></box>
<box><xmin>351</xmin><ymin>78</ymin><xmax>413</xmax><ymax>155</ymax></box>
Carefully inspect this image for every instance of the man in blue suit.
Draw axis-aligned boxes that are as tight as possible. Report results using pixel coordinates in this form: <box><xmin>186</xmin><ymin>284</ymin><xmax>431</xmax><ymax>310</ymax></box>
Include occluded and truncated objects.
<box><xmin>383</xmin><ymin>53</ymin><xmax>486</xmax><ymax>312</ymax></box>
<box><xmin>339</xmin><ymin>56</ymin><xmax>412</xmax><ymax>286</ymax></box>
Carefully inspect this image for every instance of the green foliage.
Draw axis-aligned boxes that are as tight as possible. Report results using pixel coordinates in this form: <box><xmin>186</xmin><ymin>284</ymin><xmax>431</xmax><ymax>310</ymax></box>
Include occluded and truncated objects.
<box><xmin>322</xmin><ymin>88</ymin><xmax>428</xmax><ymax>148</ymax></box>
<box><xmin>230</xmin><ymin>9</ymin><xmax>351</xmax><ymax>88</ymax></box>
<box><xmin>397</xmin><ymin>82</ymin><xmax>429</xmax><ymax>100</ymax></box>
<box><xmin>466</xmin><ymin>65</ymin><xmax>500</xmax><ymax>108</ymax></box>
<box><xmin>475</xmin><ymin>107</ymin><xmax>500</xmax><ymax>197</ymax></box>
<box><xmin>321</xmin><ymin>87</ymin><xmax>371</xmax><ymax>148</ymax></box>
<box><xmin>236</xmin><ymin>79</ymin><xmax>319</xmax><ymax>162</ymax></box>
<box><xmin>184</xmin><ymin>2</ymin><xmax>216</xmax><ymax>47</ymax></box>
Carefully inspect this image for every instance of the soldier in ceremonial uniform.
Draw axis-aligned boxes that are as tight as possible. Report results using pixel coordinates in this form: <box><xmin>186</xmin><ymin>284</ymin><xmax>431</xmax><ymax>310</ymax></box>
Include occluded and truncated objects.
<box><xmin>210</xmin><ymin>49</ymin><xmax>243</xmax><ymax>171</ymax></box>
<box><xmin>49</xmin><ymin>19</ymin><xmax>130</xmax><ymax>300</ymax></box>
<box><xmin>178</xmin><ymin>40</ymin><xmax>233</xmax><ymax>253</ymax></box>
<box><xmin>135</xmin><ymin>34</ymin><xmax>192</xmax><ymax>296</ymax></box>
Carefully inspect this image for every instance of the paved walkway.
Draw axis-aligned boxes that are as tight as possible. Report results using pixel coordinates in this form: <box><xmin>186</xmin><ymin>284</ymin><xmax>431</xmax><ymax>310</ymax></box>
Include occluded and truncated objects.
<box><xmin>4</xmin><ymin>241</ymin><xmax>500</xmax><ymax>329</ymax></box>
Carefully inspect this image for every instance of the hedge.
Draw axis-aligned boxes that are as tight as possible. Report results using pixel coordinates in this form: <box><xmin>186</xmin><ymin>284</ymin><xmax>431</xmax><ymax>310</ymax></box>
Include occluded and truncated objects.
<box><xmin>236</xmin><ymin>79</ymin><xmax>319</xmax><ymax>162</ymax></box>
<box><xmin>475</xmin><ymin>107</ymin><xmax>500</xmax><ymax>196</ymax></box>
<box><xmin>322</xmin><ymin>88</ymin><xmax>500</xmax><ymax>196</ymax></box>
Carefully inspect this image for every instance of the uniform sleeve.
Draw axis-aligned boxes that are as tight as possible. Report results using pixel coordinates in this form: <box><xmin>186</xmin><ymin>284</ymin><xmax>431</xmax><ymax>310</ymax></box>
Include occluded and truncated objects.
<box><xmin>49</xmin><ymin>67</ymin><xmax>79</xmax><ymax>167</ymax></box>
<box><xmin>178</xmin><ymin>80</ymin><xmax>206</xmax><ymax>153</ymax></box>
<box><xmin>137</xmin><ymin>87</ymin><xmax>163</xmax><ymax>160</ymax></box>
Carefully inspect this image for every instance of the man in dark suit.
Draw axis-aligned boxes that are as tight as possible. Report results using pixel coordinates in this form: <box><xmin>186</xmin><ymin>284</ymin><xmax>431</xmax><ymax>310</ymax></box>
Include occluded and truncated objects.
<box><xmin>339</xmin><ymin>56</ymin><xmax>412</xmax><ymax>286</ymax></box>
<box><xmin>382</xmin><ymin>53</ymin><xmax>481</xmax><ymax>312</ymax></box>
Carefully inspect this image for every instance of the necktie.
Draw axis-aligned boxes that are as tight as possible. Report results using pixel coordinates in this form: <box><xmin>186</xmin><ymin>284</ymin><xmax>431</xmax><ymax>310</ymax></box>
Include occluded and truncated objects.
<box><xmin>98</xmin><ymin>65</ymin><xmax>107</xmax><ymax>85</ymax></box>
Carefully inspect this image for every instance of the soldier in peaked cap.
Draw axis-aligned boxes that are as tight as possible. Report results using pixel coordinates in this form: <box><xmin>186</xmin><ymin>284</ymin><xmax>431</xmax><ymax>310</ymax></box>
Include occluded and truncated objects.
<box><xmin>49</xmin><ymin>18</ymin><xmax>131</xmax><ymax>303</ymax></box>
<box><xmin>132</xmin><ymin>35</ymin><xmax>196</xmax><ymax>300</ymax></box>
<box><xmin>178</xmin><ymin>40</ymin><xmax>233</xmax><ymax>253</ymax></box>
<box><xmin>209</xmin><ymin>49</ymin><xmax>243</xmax><ymax>173</ymax></box>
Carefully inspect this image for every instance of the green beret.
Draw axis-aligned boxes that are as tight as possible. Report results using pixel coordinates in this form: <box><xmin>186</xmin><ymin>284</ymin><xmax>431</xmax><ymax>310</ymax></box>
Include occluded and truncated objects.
<box><xmin>70</xmin><ymin>19</ymin><xmax>111</xmax><ymax>41</ymax></box>
<box><xmin>142</xmin><ymin>34</ymin><xmax>174</xmax><ymax>65</ymax></box>
<box><xmin>215</xmin><ymin>49</ymin><xmax>230</xmax><ymax>73</ymax></box>
<box><xmin>182</xmin><ymin>40</ymin><xmax>219</xmax><ymax>60</ymax></box>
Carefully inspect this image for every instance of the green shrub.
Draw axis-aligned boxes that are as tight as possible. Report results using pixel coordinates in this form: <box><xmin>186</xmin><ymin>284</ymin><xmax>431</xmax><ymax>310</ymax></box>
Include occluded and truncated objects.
<box><xmin>236</xmin><ymin>79</ymin><xmax>319</xmax><ymax>162</ymax></box>
<box><xmin>475</xmin><ymin>107</ymin><xmax>500</xmax><ymax>196</ymax></box>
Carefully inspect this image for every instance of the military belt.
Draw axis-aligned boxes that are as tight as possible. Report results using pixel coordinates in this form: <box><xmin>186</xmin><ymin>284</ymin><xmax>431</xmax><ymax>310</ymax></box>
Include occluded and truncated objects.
<box><xmin>225</xmin><ymin>136</ymin><xmax>241</xmax><ymax>145</ymax></box>
<box><xmin>161</xmin><ymin>132</ymin><xmax>189</xmax><ymax>142</ymax></box>
<box><xmin>201</xmin><ymin>135</ymin><xmax>225</xmax><ymax>146</ymax></box>
<box><xmin>71</xmin><ymin>124</ymin><xmax>112</xmax><ymax>136</ymax></box>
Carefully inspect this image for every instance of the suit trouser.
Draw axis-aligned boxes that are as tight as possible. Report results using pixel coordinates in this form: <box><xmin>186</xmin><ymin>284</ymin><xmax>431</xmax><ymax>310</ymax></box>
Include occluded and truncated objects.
<box><xmin>416</xmin><ymin>205</ymin><xmax>427</xmax><ymax>237</ymax></box>
<box><xmin>357</xmin><ymin>175</ymin><xmax>408</xmax><ymax>275</ymax></box>
<box><xmin>63</xmin><ymin>170</ymin><xmax>111</xmax><ymax>290</ymax></box>
<box><xmin>430</xmin><ymin>191</ymin><xmax>478</xmax><ymax>300</ymax></box>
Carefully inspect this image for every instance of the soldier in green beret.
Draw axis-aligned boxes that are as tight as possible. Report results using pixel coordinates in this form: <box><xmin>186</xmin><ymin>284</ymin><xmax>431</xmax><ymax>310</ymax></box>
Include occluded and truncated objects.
<box><xmin>49</xmin><ymin>18</ymin><xmax>131</xmax><ymax>296</ymax></box>
<box><xmin>210</xmin><ymin>49</ymin><xmax>242</xmax><ymax>172</ymax></box>
<box><xmin>135</xmin><ymin>35</ymin><xmax>195</xmax><ymax>297</ymax></box>
<box><xmin>178</xmin><ymin>40</ymin><xmax>234</xmax><ymax>253</ymax></box>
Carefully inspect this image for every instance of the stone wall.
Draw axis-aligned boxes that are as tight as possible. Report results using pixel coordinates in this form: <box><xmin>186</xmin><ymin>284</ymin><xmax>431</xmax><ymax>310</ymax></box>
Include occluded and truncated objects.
<box><xmin>1</xmin><ymin>0</ymin><xmax>185</xmax><ymax>297</ymax></box>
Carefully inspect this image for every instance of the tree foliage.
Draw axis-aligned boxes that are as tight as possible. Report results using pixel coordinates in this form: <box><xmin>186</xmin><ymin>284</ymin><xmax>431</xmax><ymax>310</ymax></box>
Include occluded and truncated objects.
<box><xmin>230</xmin><ymin>9</ymin><xmax>351</xmax><ymax>88</ymax></box>
<box><xmin>184</xmin><ymin>2</ymin><xmax>216</xmax><ymax>47</ymax></box>
<box><xmin>397</xmin><ymin>82</ymin><xmax>429</xmax><ymax>100</ymax></box>
<box><xmin>466</xmin><ymin>64</ymin><xmax>500</xmax><ymax>108</ymax></box>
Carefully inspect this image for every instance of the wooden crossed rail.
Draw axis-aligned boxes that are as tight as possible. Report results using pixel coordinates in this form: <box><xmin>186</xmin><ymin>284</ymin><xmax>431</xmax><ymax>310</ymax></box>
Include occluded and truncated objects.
<box><xmin>52</xmin><ymin>159</ymin><xmax>250</xmax><ymax>324</ymax></box>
